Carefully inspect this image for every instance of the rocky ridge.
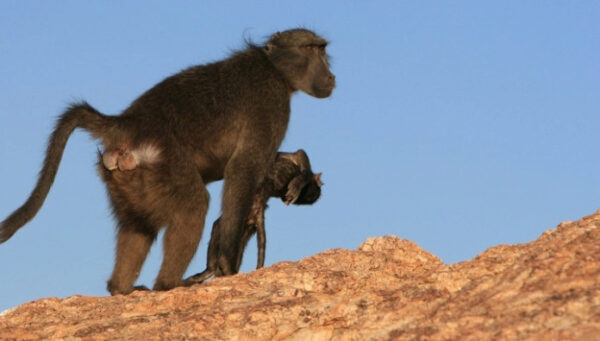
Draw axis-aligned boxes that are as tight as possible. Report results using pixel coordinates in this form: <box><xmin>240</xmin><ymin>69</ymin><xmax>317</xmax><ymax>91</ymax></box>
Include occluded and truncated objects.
<box><xmin>1</xmin><ymin>211</ymin><xmax>599</xmax><ymax>340</ymax></box>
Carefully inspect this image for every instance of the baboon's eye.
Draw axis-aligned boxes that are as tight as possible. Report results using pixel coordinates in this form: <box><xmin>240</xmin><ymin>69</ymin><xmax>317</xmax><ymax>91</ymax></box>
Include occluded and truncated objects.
<box><xmin>303</xmin><ymin>45</ymin><xmax>320</xmax><ymax>53</ymax></box>
<box><xmin>307</xmin><ymin>44</ymin><xmax>326</xmax><ymax>55</ymax></box>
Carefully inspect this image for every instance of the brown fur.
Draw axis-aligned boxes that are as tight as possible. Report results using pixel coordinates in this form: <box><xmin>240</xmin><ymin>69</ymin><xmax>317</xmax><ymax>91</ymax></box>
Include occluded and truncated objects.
<box><xmin>0</xmin><ymin>29</ymin><xmax>335</xmax><ymax>295</ymax></box>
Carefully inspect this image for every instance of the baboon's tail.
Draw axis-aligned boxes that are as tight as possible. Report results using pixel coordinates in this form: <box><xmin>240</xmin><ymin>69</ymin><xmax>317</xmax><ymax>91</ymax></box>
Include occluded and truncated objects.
<box><xmin>0</xmin><ymin>102</ymin><xmax>115</xmax><ymax>243</ymax></box>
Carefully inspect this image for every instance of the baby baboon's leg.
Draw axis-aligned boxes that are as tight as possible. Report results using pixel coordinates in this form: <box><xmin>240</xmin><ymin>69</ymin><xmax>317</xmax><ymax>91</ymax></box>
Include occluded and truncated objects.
<box><xmin>107</xmin><ymin>216</ymin><xmax>158</xmax><ymax>295</ymax></box>
<box><xmin>154</xmin><ymin>177</ymin><xmax>209</xmax><ymax>291</ymax></box>
<box><xmin>256</xmin><ymin>210</ymin><xmax>266</xmax><ymax>269</ymax></box>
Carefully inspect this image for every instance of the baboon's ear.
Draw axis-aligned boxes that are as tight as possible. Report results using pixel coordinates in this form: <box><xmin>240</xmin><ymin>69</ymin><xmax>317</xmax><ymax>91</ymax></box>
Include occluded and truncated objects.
<box><xmin>265</xmin><ymin>31</ymin><xmax>282</xmax><ymax>54</ymax></box>
<box><xmin>264</xmin><ymin>42</ymin><xmax>276</xmax><ymax>54</ymax></box>
<box><xmin>314</xmin><ymin>173</ymin><xmax>323</xmax><ymax>187</ymax></box>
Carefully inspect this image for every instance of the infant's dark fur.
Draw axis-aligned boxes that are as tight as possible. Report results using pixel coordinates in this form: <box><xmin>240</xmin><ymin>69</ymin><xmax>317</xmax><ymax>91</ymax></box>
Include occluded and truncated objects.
<box><xmin>187</xmin><ymin>149</ymin><xmax>322</xmax><ymax>283</ymax></box>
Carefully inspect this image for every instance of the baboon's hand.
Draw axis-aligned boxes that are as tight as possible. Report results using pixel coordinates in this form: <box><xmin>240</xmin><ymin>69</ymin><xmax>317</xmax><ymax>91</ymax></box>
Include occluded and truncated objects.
<box><xmin>284</xmin><ymin>187</ymin><xmax>301</xmax><ymax>205</ymax></box>
<box><xmin>284</xmin><ymin>175</ymin><xmax>308</xmax><ymax>205</ymax></box>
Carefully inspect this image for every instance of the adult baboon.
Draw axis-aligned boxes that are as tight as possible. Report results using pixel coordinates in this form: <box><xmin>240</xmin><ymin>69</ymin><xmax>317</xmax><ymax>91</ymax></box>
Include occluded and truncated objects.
<box><xmin>0</xmin><ymin>29</ymin><xmax>335</xmax><ymax>295</ymax></box>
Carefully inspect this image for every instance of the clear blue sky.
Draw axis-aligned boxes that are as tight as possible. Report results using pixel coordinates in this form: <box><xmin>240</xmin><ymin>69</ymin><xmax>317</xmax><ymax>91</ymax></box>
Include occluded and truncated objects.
<box><xmin>1</xmin><ymin>2</ymin><xmax>599</xmax><ymax>311</ymax></box>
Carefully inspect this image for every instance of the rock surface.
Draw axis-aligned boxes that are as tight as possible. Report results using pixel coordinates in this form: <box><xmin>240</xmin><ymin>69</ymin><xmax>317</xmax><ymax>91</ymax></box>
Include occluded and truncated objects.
<box><xmin>1</xmin><ymin>211</ymin><xmax>600</xmax><ymax>340</ymax></box>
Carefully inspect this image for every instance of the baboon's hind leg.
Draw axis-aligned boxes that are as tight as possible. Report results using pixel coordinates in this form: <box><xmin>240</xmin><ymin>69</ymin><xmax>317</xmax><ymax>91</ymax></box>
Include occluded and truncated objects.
<box><xmin>107</xmin><ymin>214</ymin><xmax>158</xmax><ymax>296</ymax></box>
<box><xmin>153</xmin><ymin>176</ymin><xmax>209</xmax><ymax>291</ymax></box>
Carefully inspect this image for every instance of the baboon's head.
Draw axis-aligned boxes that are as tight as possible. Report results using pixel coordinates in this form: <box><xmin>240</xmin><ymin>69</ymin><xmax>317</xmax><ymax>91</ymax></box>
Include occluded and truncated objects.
<box><xmin>265</xmin><ymin>29</ymin><xmax>335</xmax><ymax>98</ymax></box>
<box><xmin>293</xmin><ymin>173</ymin><xmax>323</xmax><ymax>205</ymax></box>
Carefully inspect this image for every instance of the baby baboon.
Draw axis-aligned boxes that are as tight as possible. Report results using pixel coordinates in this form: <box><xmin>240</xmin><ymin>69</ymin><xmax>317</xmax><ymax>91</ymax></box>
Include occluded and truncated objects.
<box><xmin>186</xmin><ymin>149</ymin><xmax>323</xmax><ymax>283</ymax></box>
<box><xmin>0</xmin><ymin>29</ymin><xmax>335</xmax><ymax>295</ymax></box>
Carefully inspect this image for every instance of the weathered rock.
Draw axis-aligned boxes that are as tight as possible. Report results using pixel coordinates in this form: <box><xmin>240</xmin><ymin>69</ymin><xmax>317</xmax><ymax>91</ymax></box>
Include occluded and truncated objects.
<box><xmin>1</xmin><ymin>211</ymin><xmax>599</xmax><ymax>340</ymax></box>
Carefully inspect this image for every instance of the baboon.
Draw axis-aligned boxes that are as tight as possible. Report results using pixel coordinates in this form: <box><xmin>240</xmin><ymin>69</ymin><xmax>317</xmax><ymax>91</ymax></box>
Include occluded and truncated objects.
<box><xmin>186</xmin><ymin>149</ymin><xmax>323</xmax><ymax>283</ymax></box>
<box><xmin>0</xmin><ymin>29</ymin><xmax>335</xmax><ymax>295</ymax></box>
